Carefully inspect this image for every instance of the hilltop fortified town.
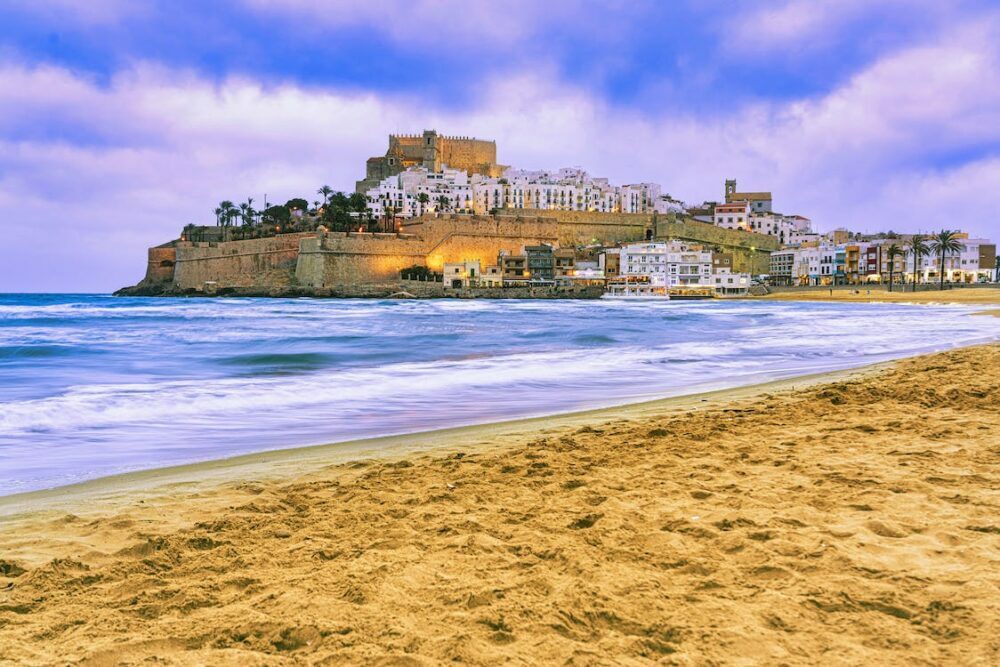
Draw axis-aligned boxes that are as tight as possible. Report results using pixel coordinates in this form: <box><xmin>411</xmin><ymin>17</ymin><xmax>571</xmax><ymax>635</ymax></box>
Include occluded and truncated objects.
<box><xmin>355</xmin><ymin>130</ymin><xmax>505</xmax><ymax>194</ymax></box>
<box><xmin>118</xmin><ymin>130</ymin><xmax>996</xmax><ymax>298</ymax></box>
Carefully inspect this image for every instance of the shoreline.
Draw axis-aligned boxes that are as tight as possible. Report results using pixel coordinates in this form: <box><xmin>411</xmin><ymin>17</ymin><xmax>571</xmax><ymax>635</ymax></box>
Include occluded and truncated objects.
<box><xmin>2</xmin><ymin>342</ymin><xmax>998</xmax><ymax>663</ymax></box>
<box><xmin>3</xmin><ymin>325</ymin><xmax>998</xmax><ymax>515</ymax></box>
<box><xmin>112</xmin><ymin>282</ymin><xmax>605</xmax><ymax>299</ymax></box>
<box><xmin>0</xmin><ymin>359</ymin><xmax>895</xmax><ymax>519</ymax></box>
<box><xmin>754</xmin><ymin>286</ymin><xmax>1000</xmax><ymax>305</ymax></box>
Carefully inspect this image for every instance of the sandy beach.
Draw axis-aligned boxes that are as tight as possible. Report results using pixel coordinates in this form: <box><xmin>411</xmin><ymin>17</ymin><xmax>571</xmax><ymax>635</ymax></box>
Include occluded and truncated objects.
<box><xmin>760</xmin><ymin>286</ymin><xmax>1000</xmax><ymax>305</ymax></box>
<box><xmin>1</xmin><ymin>343</ymin><xmax>999</xmax><ymax>664</ymax></box>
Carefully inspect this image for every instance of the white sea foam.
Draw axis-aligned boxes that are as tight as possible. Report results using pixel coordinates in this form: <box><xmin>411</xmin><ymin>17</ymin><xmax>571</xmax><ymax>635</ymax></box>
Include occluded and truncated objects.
<box><xmin>1</xmin><ymin>295</ymin><xmax>998</xmax><ymax>494</ymax></box>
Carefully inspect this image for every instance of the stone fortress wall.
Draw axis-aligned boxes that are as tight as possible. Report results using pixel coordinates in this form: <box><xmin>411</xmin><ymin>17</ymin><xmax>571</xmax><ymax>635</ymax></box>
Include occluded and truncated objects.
<box><xmin>143</xmin><ymin>245</ymin><xmax>179</xmax><ymax>285</ymax></box>
<box><xmin>357</xmin><ymin>130</ymin><xmax>504</xmax><ymax>193</ymax></box>
<box><xmin>296</xmin><ymin>215</ymin><xmax>559</xmax><ymax>287</ymax></box>
<box><xmin>507</xmin><ymin>209</ymin><xmax>778</xmax><ymax>273</ymax></box>
<box><xmin>435</xmin><ymin>135</ymin><xmax>501</xmax><ymax>177</ymax></box>
<box><xmin>171</xmin><ymin>233</ymin><xmax>314</xmax><ymax>290</ymax></box>
<box><xmin>135</xmin><ymin>212</ymin><xmax>777</xmax><ymax>292</ymax></box>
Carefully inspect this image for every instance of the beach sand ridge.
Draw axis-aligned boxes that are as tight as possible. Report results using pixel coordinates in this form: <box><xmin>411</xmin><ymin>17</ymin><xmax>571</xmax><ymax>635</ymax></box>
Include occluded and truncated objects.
<box><xmin>1</xmin><ymin>345</ymin><xmax>998</xmax><ymax>664</ymax></box>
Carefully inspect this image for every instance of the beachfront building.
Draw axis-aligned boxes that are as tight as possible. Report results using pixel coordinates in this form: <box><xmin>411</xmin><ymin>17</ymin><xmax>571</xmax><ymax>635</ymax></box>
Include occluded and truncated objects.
<box><xmin>612</xmin><ymin>241</ymin><xmax>751</xmax><ymax>295</ymax></box>
<box><xmin>919</xmin><ymin>237</ymin><xmax>997</xmax><ymax>283</ymax></box>
<box><xmin>769</xmin><ymin>244</ymin><xmax>845</xmax><ymax>286</ymax></box>
<box><xmin>769</xmin><ymin>249</ymin><xmax>797</xmax><ymax>286</ymax></box>
<box><xmin>599</xmin><ymin>248</ymin><xmax>621</xmax><ymax>280</ymax></box>
<box><xmin>499</xmin><ymin>251</ymin><xmax>529</xmax><ymax>284</ymax></box>
<box><xmin>442</xmin><ymin>260</ymin><xmax>481</xmax><ymax>289</ymax></box>
<box><xmin>769</xmin><ymin>233</ymin><xmax>997</xmax><ymax>286</ymax></box>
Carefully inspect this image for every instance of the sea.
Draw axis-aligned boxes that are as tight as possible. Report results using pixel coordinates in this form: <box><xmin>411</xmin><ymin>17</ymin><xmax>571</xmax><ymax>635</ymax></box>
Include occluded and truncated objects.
<box><xmin>1</xmin><ymin>294</ymin><xmax>998</xmax><ymax>495</ymax></box>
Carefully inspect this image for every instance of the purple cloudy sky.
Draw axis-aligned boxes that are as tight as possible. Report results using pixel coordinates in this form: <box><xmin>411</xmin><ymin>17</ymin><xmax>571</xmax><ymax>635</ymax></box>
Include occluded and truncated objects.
<box><xmin>0</xmin><ymin>0</ymin><xmax>998</xmax><ymax>292</ymax></box>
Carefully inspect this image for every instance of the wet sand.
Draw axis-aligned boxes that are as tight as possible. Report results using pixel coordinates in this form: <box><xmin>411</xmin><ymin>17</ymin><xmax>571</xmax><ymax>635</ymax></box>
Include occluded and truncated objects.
<box><xmin>1</xmin><ymin>345</ymin><xmax>999</xmax><ymax>664</ymax></box>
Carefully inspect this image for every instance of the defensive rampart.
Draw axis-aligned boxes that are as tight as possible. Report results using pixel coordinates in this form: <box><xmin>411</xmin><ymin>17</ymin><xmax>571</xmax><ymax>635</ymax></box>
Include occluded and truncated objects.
<box><xmin>172</xmin><ymin>233</ymin><xmax>315</xmax><ymax>289</ymax></box>
<box><xmin>125</xmin><ymin>211</ymin><xmax>781</xmax><ymax>294</ymax></box>
<box><xmin>655</xmin><ymin>218</ymin><xmax>778</xmax><ymax>274</ymax></box>
<box><xmin>296</xmin><ymin>215</ymin><xmax>560</xmax><ymax>287</ymax></box>
<box><xmin>142</xmin><ymin>244</ymin><xmax>178</xmax><ymax>286</ymax></box>
<box><xmin>507</xmin><ymin>209</ymin><xmax>777</xmax><ymax>272</ymax></box>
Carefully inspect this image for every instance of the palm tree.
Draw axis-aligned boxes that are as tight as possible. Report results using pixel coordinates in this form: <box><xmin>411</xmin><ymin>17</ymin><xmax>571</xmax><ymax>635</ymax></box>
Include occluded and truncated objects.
<box><xmin>239</xmin><ymin>203</ymin><xmax>250</xmax><ymax>226</ymax></box>
<box><xmin>886</xmin><ymin>243</ymin><xmax>903</xmax><ymax>292</ymax></box>
<box><xmin>213</xmin><ymin>206</ymin><xmax>223</xmax><ymax>226</ymax></box>
<box><xmin>218</xmin><ymin>200</ymin><xmax>236</xmax><ymax>228</ymax></box>
<box><xmin>906</xmin><ymin>234</ymin><xmax>930</xmax><ymax>292</ymax></box>
<box><xmin>930</xmin><ymin>230</ymin><xmax>964</xmax><ymax>290</ymax></box>
<box><xmin>318</xmin><ymin>185</ymin><xmax>333</xmax><ymax>205</ymax></box>
<box><xmin>436</xmin><ymin>195</ymin><xmax>450</xmax><ymax>212</ymax></box>
<box><xmin>416</xmin><ymin>192</ymin><xmax>430</xmax><ymax>215</ymax></box>
<box><xmin>384</xmin><ymin>204</ymin><xmax>399</xmax><ymax>233</ymax></box>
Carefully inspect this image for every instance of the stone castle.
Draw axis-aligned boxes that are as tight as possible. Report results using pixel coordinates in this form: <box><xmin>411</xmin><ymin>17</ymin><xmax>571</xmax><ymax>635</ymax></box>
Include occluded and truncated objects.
<box><xmin>355</xmin><ymin>130</ymin><xmax>506</xmax><ymax>193</ymax></box>
<box><xmin>120</xmin><ymin>131</ymin><xmax>780</xmax><ymax>296</ymax></box>
<box><xmin>128</xmin><ymin>211</ymin><xmax>777</xmax><ymax>296</ymax></box>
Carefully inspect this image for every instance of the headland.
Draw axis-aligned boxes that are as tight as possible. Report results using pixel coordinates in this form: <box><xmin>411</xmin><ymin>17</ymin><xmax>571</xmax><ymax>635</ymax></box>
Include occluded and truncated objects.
<box><xmin>117</xmin><ymin>130</ymin><xmax>996</xmax><ymax>298</ymax></box>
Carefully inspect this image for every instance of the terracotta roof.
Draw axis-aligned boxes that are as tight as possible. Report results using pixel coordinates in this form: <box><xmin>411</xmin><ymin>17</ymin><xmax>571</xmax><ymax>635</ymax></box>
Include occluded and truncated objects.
<box><xmin>730</xmin><ymin>192</ymin><xmax>772</xmax><ymax>201</ymax></box>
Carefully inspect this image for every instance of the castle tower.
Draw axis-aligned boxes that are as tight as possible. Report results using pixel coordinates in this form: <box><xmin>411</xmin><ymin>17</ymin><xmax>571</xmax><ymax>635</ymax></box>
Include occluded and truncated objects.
<box><xmin>422</xmin><ymin>129</ymin><xmax>441</xmax><ymax>172</ymax></box>
<box><xmin>725</xmin><ymin>179</ymin><xmax>736</xmax><ymax>203</ymax></box>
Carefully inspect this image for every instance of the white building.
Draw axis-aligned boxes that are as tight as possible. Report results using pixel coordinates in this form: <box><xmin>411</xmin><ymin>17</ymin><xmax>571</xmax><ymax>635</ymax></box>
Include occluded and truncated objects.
<box><xmin>713</xmin><ymin>201</ymin><xmax>751</xmax><ymax>230</ymax></box>
<box><xmin>921</xmin><ymin>237</ymin><xmax>996</xmax><ymax>283</ymax></box>
<box><xmin>366</xmin><ymin>166</ymin><xmax>474</xmax><ymax>219</ymax></box>
<box><xmin>365</xmin><ymin>165</ymin><xmax>664</xmax><ymax>218</ymax></box>
<box><xmin>749</xmin><ymin>212</ymin><xmax>813</xmax><ymax>245</ymax></box>
<box><xmin>613</xmin><ymin>241</ymin><xmax>748</xmax><ymax>296</ymax></box>
<box><xmin>769</xmin><ymin>245</ymin><xmax>827</xmax><ymax>286</ymax></box>
<box><xmin>653</xmin><ymin>194</ymin><xmax>686</xmax><ymax>214</ymax></box>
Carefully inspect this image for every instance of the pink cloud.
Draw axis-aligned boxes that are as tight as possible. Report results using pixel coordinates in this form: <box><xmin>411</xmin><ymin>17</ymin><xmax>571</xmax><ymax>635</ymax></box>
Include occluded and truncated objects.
<box><xmin>1</xmin><ymin>15</ymin><xmax>998</xmax><ymax>291</ymax></box>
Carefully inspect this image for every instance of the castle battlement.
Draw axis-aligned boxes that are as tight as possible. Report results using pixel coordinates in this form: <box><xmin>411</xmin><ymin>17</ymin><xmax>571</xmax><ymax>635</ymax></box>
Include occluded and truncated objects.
<box><xmin>357</xmin><ymin>130</ymin><xmax>505</xmax><ymax>193</ymax></box>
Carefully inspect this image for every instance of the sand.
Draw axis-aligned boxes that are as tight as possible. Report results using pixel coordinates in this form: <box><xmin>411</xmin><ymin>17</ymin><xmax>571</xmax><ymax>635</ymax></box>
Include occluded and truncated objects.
<box><xmin>1</xmin><ymin>344</ymin><xmax>999</xmax><ymax>665</ymax></box>
<box><xmin>759</xmin><ymin>286</ymin><xmax>1000</xmax><ymax>305</ymax></box>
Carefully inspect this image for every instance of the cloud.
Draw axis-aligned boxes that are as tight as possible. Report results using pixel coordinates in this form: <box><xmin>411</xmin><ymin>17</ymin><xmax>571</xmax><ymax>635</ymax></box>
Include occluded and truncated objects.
<box><xmin>242</xmin><ymin>0</ymin><xmax>632</xmax><ymax>47</ymax></box>
<box><xmin>0</xmin><ymin>11</ymin><xmax>998</xmax><ymax>291</ymax></box>
<box><xmin>718</xmin><ymin>0</ymin><xmax>977</xmax><ymax>57</ymax></box>
<box><xmin>0</xmin><ymin>0</ymin><xmax>144</xmax><ymax>26</ymax></box>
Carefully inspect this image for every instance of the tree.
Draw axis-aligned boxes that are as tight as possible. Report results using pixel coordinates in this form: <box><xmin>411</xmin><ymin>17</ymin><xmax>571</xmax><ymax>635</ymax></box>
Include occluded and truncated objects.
<box><xmin>242</xmin><ymin>197</ymin><xmax>255</xmax><ymax>226</ymax></box>
<box><xmin>213</xmin><ymin>206</ymin><xmax>222</xmax><ymax>226</ymax></box>
<box><xmin>218</xmin><ymin>200</ymin><xmax>236</xmax><ymax>227</ymax></box>
<box><xmin>283</xmin><ymin>197</ymin><xmax>307</xmax><ymax>212</ymax></box>
<box><xmin>348</xmin><ymin>192</ymin><xmax>367</xmax><ymax>214</ymax></box>
<box><xmin>930</xmin><ymin>230</ymin><xmax>964</xmax><ymax>290</ymax></box>
<box><xmin>436</xmin><ymin>195</ymin><xmax>450</xmax><ymax>212</ymax></box>
<box><xmin>416</xmin><ymin>192</ymin><xmax>430</xmax><ymax>215</ymax></box>
<box><xmin>885</xmin><ymin>243</ymin><xmax>903</xmax><ymax>292</ymax></box>
<box><xmin>317</xmin><ymin>185</ymin><xmax>333</xmax><ymax>205</ymax></box>
<box><xmin>262</xmin><ymin>204</ymin><xmax>290</xmax><ymax>225</ymax></box>
<box><xmin>322</xmin><ymin>201</ymin><xmax>351</xmax><ymax>231</ymax></box>
<box><xmin>383</xmin><ymin>204</ymin><xmax>399</xmax><ymax>233</ymax></box>
<box><xmin>906</xmin><ymin>234</ymin><xmax>930</xmax><ymax>292</ymax></box>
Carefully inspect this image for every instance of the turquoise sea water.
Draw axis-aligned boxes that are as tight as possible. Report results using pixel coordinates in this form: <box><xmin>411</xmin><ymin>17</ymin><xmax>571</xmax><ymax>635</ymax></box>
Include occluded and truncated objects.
<box><xmin>1</xmin><ymin>294</ymin><xmax>998</xmax><ymax>495</ymax></box>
